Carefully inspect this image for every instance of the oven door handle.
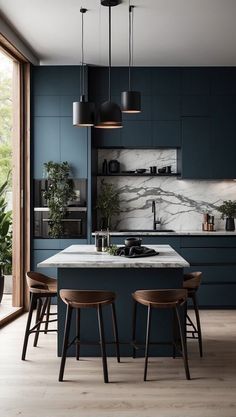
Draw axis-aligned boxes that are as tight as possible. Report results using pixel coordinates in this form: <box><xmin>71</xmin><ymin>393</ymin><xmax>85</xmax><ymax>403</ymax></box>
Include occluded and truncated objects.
<box><xmin>42</xmin><ymin>219</ymin><xmax>82</xmax><ymax>222</ymax></box>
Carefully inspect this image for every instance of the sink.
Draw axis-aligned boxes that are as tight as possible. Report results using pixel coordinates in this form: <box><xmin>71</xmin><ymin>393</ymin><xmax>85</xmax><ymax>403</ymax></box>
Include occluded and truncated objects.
<box><xmin>119</xmin><ymin>229</ymin><xmax>175</xmax><ymax>233</ymax></box>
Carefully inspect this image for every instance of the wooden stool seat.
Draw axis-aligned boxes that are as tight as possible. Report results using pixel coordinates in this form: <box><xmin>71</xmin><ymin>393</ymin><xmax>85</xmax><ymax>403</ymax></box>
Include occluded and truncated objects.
<box><xmin>21</xmin><ymin>272</ymin><xmax>58</xmax><ymax>361</ymax></box>
<box><xmin>59</xmin><ymin>289</ymin><xmax>120</xmax><ymax>383</ymax></box>
<box><xmin>132</xmin><ymin>288</ymin><xmax>190</xmax><ymax>381</ymax></box>
<box><xmin>60</xmin><ymin>289</ymin><xmax>116</xmax><ymax>308</ymax></box>
<box><xmin>183</xmin><ymin>271</ymin><xmax>203</xmax><ymax>357</ymax></box>
<box><xmin>133</xmin><ymin>289</ymin><xmax>187</xmax><ymax>308</ymax></box>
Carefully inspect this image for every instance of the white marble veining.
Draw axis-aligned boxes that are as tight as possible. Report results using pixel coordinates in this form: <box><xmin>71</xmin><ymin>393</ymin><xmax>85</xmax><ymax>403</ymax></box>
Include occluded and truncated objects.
<box><xmin>38</xmin><ymin>244</ymin><xmax>189</xmax><ymax>269</ymax></box>
<box><xmin>97</xmin><ymin>149</ymin><xmax>236</xmax><ymax>231</ymax></box>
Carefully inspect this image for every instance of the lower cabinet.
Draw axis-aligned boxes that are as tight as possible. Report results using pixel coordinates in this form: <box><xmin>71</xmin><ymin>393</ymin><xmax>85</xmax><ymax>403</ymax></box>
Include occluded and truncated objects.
<box><xmin>110</xmin><ymin>234</ymin><xmax>236</xmax><ymax>308</ymax></box>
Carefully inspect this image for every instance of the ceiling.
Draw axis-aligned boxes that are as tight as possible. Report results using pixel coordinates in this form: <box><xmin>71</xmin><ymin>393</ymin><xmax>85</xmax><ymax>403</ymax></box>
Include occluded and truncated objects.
<box><xmin>1</xmin><ymin>0</ymin><xmax>236</xmax><ymax>66</ymax></box>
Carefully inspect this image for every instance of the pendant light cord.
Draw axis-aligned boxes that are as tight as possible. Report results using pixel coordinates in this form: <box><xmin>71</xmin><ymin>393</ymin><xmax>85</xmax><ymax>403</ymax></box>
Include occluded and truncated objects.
<box><xmin>108</xmin><ymin>5</ymin><xmax>111</xmax><ymax>101</ymax></box>
<box><xmin>80</xmin><ymin>8</ymin><xmax>86</xmax><ymax>98</ymax></box>
<box><xmin>128</xmin><ymin>4</ymin><xmax>134</xmax><ymax>91</ymax></box>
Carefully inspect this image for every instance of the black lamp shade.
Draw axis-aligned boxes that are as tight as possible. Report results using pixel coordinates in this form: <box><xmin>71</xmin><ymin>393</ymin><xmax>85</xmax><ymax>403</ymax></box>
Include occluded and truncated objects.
<box><xmin>95</xmin><ymin>100</ymin><xmax>123</xmax><ymax>128</ymax></box>
<box><xmin>121</xmin><ymin>90</ymin><xmax>141</xmax><ymax>113</ymax></box>
<box><xmin>73</xmin><ymin>96</ymin><xmax>95</xmax><ymax>127</ymax></box>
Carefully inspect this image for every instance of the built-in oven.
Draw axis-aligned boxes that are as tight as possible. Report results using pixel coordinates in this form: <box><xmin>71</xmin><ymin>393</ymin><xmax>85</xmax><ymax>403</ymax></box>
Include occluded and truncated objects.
<box><xmin>34</xmin><ymin>207</ymin><xmax>87</xmax><ymax>238</ymax></box>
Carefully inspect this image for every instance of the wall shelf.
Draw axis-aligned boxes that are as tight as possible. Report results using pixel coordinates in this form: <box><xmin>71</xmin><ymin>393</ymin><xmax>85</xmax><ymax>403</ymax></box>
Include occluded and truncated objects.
<box><xmin>97</xmin><ymin>173</ymin><xmax>180</xmax><ymax>177</ymax></box>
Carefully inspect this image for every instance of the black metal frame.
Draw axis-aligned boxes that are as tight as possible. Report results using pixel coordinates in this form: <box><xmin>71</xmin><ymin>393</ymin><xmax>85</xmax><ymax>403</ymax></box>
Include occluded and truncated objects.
<box><xmin>59</xmin><ymin>302</ymin><xmax>120</xmax><ymax>383</ymax></box>
<box><xmin>21</xmin><ymin>292</ymin><xmax>57</xmax><ymax>360</ymax></box>
<box><xmin>186</xmin><ymin>292</ymin><xmax>203</xmax><ymax>357</ymax></box>
<box><xmin>132</xmin><ymin>300</ymin><xmax>191</xmax><ymax>381</ymax></box>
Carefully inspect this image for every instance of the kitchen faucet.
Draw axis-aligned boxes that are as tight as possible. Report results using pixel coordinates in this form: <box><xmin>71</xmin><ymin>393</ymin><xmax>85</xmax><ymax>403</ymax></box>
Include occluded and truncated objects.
<box><xmin>152</xmin><ymin>200</ymin><xmax>160</xmax><ymax>230</ymax></box>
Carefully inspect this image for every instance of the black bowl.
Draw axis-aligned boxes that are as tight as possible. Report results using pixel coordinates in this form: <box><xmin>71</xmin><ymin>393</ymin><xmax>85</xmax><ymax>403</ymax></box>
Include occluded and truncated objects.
<box><xmin>124</xmin><ymin>237</ymin><xmax>142</xmax><ymax>247</ymax></box>
<box><xmin>136</xmin><ymin>169</ymin><xmax>146</xmax><ymax>174</ymax></box>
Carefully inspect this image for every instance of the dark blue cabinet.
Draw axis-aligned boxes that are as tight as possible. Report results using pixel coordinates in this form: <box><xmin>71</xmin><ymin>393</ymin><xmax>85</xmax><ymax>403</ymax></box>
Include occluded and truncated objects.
<box><xmin>181</xmin><ymin>117</ymin><xmax>213</xmax><ymax>179</ymax></box>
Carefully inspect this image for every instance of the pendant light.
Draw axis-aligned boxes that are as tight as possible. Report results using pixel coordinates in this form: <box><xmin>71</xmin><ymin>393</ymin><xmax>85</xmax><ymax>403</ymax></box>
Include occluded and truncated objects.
<box><xmin>95</xmin><ymin>0</ymin><xmax>122</xmax><ymax>129</ymax></box>
<box><xmin>73</xmin><ymin>8</ymin><xmax>95</xmax><ymax>127</ymax></box>
<box><xmin>121</xmin><ymin>4</ymin><xmax>141</xmax><ymax>113</ymax></box>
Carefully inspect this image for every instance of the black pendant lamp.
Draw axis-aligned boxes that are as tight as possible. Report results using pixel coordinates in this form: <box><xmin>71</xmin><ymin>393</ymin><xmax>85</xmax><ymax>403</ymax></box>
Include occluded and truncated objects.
<box><xmin>95</xmin><ymin>1</ymin><xmax>122</xmax><ymax>129</ymax></box>
<box><xmin>121</xmin><ymin>4</ymin><xmax>141</xmax><ymax>113</ymax></box>
<box><xmin>73</xmin><ymin>8</ymin><xmax>95</xmax><ymax>127</ymax></box>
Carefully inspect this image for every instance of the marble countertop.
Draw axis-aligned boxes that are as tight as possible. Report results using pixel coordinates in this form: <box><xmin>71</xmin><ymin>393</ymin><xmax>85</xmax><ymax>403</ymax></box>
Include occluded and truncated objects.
<box><xmin>38</xmin><ymin>244</ymin><xmax>190</xmax><ymax>269</ymax></box>
<box><xmin>92</xmin><ymin>230</ymin><xmax>236</xmax><ymax>236</ymax></box>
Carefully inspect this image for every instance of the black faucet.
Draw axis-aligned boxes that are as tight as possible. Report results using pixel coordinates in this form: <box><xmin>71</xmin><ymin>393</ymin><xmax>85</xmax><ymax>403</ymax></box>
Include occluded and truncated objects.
<box><xmin>152</xmin><ymin>200</ymin><xmax>160</xmax><ymax>230</ymax></box>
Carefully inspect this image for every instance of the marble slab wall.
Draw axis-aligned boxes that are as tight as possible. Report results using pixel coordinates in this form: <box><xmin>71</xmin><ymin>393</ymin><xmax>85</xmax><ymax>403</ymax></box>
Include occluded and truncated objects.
<box><xmin>97</xmin><ymin>150</ymin><xmax>236</xmax><ymax>231</ymax></box>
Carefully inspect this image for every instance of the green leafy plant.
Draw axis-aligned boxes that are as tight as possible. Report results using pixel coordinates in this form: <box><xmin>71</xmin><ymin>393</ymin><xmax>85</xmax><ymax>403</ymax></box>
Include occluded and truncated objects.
<box><xmin>105</xmin><ymin>244</ymin><xmax>118</xmax><ymax>256</ymax></box>
<box><xmin>217</xmin><ymin>200</ymin><xmax>236</xmax><ymax>219</ymax></box>
<box><xmin>0</xmin><ymin>179</ymin><xmax>12</xmax><ymax>276</ymax></box>
<box><xmin>43</xmin><ymin>161</ymin><xmax>75</xmax><ymax>238</ymax></box>
<box><xmin>96</xmin><ymin>180</ymin><xmax>120</xmax><ymax>230</ymax></box>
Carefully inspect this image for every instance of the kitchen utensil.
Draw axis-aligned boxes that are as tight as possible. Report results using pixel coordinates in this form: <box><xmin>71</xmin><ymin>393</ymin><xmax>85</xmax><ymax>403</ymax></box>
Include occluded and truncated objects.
<box><xmin>150</xmin><ymin>166</ymin><xmax>157</xmax><ymax>174</ymax></box>
<box><xmin>108</xmin><ymin>160</ymin><xmax>120</xmax><ymax>174</ymax></box>
<box><xmin>124</xmin><ymin>237</ymin><xmax>142</xmax><ymax>247</ymax></box>
<box><xmin>167</xmin><ymin>165</ymin><xmax>172</xmax><ymax>173</ymax></box>
<box><xmin>158</xmin><ymin>167</ymin><xmax>166</xmax><ymax>174</ymax></box>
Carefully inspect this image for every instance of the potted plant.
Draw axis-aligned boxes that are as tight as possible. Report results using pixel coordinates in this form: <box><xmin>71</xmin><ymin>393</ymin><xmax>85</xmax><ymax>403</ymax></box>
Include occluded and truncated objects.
<box><xmin>43</xmin><ymin>161</ymin><xmax>75</xmax><ymax>238</ymax></box>
<box><xmin>0</xmin><ymin>179</ymin><xmax>12</xmax><ymax>303</ymax></box>
<box><xmin>217</xmin><ymin>200</ymin><xmax>236</xmax><ymax>231</ymax></box>
<box><xmin>96</xmin><ymin>180</ymin><xmax>120</xmax><ymax>230</ymax></box>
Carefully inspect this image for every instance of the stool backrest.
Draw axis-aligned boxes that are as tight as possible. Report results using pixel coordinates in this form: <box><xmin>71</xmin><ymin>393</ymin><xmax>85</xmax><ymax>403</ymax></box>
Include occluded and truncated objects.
<box><xmin>26</xmin><ymin>271</ymin><xmax>52</xmax><ymax>291</ymax></box>
<box><xmin>183</xmin><ymin>271</ymin><xmax>202</xmax><ymax>290</ymax></box>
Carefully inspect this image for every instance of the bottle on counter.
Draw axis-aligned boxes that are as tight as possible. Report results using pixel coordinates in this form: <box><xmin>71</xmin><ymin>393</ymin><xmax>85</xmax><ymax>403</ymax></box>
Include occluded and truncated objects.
<box><xmin>102</xmin><ymin>159</ymin><xmax>108</xmax><ymax>175</ymax></box>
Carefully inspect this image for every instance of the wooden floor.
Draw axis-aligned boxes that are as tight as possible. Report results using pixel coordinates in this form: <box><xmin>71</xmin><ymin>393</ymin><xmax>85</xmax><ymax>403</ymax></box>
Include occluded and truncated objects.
<box><xmin>0</xmin><ymin>309</ymin><xmax>236</xmax><ymax>417</ymax></box>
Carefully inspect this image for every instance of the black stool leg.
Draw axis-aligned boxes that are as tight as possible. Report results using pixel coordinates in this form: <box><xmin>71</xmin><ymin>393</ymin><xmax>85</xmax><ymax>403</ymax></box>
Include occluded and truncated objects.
<box><xmin>172</xmin><ymin>308</ymin><xmax>177</xmax><ymax>359</ymax></box>
<box><xmin>175</xmin><ymin>305</ymin><xmax>191</xmax><ymax>380</ymax></box>
<box><xmin>44</xmin><ymin>297</ymin><xmax>51</xmax><ymax>334</ymax></box>
<box><xmin>192</xmin><ymin>293</ymin><xmax>203</xmax><ymax>357</ymax></box>
<box><xmin>97</xmin><ymin>305</ymin><xmax>109</xmax><ymax>383</ymax></box>
<box><xmin>144</xmin><ymin>305</ymin><xmax>152</xmax><ymax>382</ymax></box>
<box><xmin>111</xmin><ymin>302</ymin><xmax>120</xmax><ymax>363</ymax></box>
<box><xmin>33</xmin><ymin>297</ymin><xmax>43</xmax><ymax>347</ymax></box>
<box><xmin>132</xmin><ymin>300</ymin><xmax>137</xmax><ymax>358</ymax></box>
<box><xmin>33</xmin><ymin>297</ymin><xmax>48</xmax><ymax>347</ymax></box>
<box><xmin>59</xmin><ymin>304</ymin><xmax>72</xmax><ymax>382</ymax></box>
<box><xmin>21</xmin><ymin>293</ymin><xmax>36</xmax><ymax>360</ymax></box>
<box><xmin>76</xmin><ymin>308</ymin><xmax>80</xmax><ymax>361</ymax></box>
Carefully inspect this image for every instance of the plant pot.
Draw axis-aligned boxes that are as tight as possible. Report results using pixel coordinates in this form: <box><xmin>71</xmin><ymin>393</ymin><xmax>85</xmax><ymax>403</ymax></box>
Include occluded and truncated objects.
<box><xmin>225</xmin><ymin>217</ymin><xmax>235</xmax><ymax>231</ymax></box>
<box><xmin>0</xmin><ymin>275</ymin><xmax>4</xmax><ymax>304</ymax></box>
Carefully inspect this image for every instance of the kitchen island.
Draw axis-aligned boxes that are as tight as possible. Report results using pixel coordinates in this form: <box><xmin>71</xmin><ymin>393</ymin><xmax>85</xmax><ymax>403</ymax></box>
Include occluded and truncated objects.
<box><xmin>38</xmin><ymin>244</ymin><xmax>189</xmax><ymax>357</ymax></box>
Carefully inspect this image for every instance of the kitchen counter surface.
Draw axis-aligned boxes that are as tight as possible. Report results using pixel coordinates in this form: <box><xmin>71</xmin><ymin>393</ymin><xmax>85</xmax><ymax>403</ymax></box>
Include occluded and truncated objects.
<box><xmin>92</xmin><ymin>230</ymin><xmax>236</xmax><ymax>236</ymax></box>
<box><xmin>38</xmin><ymin>244</ymin><xmax>189</xmax><ymax>269</ymax></box>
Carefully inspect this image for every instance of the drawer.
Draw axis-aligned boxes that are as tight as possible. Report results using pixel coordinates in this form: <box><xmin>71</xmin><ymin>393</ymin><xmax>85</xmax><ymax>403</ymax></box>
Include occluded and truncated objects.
<box><xmin>33</xmin><ymin>238</ymin><xmax>87</xmax><ymax>250</ymax></box>
<box><xmin>184</xmin><ymin>265</ymin><xmax>236</xmax><ymax>284</ymax></box>
<box><xmin>197</xmin><ymin>283</ymin><xmax>236</xmax><ymax>307</ymax></box>
<box><xmin>180</xmin><ymin>247</ymin><xmax>236</xmax><ymax>264</ymax></box>
<box><xmin>180</xmin><ymin>236</ymin><xmax>236</xmax><ymax>248</ymax></box>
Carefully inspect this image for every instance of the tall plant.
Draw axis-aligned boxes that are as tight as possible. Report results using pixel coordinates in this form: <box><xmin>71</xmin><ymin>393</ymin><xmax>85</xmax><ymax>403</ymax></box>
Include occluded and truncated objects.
<box><xmin>0</xmin><ymin>179</ymin><xmax>12</xmax><ymax>277</ymax></box>
<box><xmin>43</xmin><ymin>161</ymin><xmax>75</xmax><ymax>238</ymax></box>
<box><xmin>96</xmin><ymin>180</ymin><xmax>120</xmax><ymax>229</ymax></box>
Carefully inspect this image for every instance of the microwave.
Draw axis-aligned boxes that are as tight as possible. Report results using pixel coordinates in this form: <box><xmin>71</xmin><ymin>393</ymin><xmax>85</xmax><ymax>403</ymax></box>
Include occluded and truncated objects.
<box><xmin>34</xmin><ymin>207</ymin><xmax>87</xmax><ymax>238</ymax></box>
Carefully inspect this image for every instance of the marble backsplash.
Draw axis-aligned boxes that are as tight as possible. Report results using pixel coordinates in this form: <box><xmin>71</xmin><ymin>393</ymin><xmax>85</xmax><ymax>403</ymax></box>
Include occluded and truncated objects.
<box><xmin>97</xmin><ymin>149</ymin><xmax>236</xmax><ymax>231</ymax></box>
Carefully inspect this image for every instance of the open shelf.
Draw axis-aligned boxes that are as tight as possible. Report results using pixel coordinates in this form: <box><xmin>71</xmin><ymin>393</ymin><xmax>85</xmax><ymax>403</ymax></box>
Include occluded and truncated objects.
<box><xmin>97</xmin><ymin>173</ymin><xmax>180</xmax><ymax>177</ymax></box>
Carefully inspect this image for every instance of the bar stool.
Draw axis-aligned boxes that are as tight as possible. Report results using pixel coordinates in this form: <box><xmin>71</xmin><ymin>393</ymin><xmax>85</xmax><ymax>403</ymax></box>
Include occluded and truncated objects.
<box><xmin>183</xmin><ymin>271</ymin><xmax>203</xmax><ymax>357</ymax></box>
<box><xmin>21</xmin><ymin>272</ymin><xmax>57</xmax><ymax>360</ymax></box>
<box><xmin>132</xmin><ymin>289</ymin><xmax>190</xmax><ymax>381</ymax></box>
<box><xmin>59</xmin><ymin>289</ymin><xmax>120</xmax><ymax>383</ymax></box>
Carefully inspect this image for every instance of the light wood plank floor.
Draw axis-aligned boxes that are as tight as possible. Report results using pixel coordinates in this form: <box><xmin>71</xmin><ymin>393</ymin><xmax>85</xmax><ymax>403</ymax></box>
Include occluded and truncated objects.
<box><xmin>0</xmin><ymin>309</ymin><xmax>235</xmax><ymax>417</ymax></box>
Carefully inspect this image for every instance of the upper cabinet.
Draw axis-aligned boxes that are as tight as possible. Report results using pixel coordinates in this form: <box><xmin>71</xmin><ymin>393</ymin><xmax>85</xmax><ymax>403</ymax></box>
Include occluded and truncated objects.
<box><xmin>181</xmin><ymin>117</ymin><xmax>236</xmax><ymax>179</ymax></box>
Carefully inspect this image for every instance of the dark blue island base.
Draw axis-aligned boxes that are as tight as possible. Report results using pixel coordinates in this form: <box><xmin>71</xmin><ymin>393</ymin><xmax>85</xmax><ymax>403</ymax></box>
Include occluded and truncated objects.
<box><xmin>57</xmin><ymin>267</ymin><xmax>184</xmax><ymax>357</ymax></box>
